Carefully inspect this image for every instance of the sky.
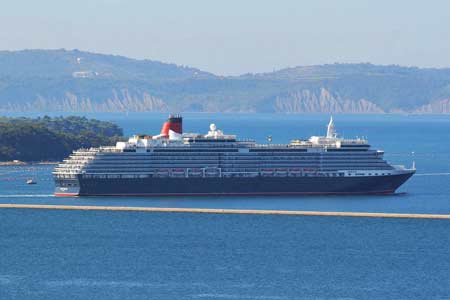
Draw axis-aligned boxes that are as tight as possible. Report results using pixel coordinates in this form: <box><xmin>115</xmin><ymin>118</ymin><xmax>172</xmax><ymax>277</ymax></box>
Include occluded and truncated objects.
<box><xmin>1</xmin><ymin>0</ymin><xmax>450</xmax><ymax>75</ymax></box>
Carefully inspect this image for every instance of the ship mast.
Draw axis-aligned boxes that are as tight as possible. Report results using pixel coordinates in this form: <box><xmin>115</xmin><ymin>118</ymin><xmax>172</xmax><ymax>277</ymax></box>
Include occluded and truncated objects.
<box><xmin>326</xmin><ymin>116</ymin><xmax>336</xmax><ymax>138</ymax></box>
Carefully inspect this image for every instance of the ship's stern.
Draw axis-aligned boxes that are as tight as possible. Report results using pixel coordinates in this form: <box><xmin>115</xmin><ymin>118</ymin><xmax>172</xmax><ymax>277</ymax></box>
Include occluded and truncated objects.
<box><xmin>54</xmin><ymin>177</ymin><xmax>80</xmax><ymax>197</ymax></box>
<box><xmin>54</xmin><ymin>185</ymin><xmax>80</xmax><ymax>197</ymax></box>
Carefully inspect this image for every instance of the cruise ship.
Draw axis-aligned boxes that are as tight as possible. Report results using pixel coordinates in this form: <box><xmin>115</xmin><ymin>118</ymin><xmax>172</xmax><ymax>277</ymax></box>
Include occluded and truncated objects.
<box><xmin>53</xmin><ymin>115</ymin><xmax>415</xmax><ymax>196</ymax></box>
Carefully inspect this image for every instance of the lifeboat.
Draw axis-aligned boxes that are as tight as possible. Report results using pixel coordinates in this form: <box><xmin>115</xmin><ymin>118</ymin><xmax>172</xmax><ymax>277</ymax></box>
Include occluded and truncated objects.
<box><xmin>274</xmin><ymin>168</ymin><xmax>288</xmax><ymax>177</ymax></box>
<box><xmin>260</xmin><ymin>168</ymin><xmax>274</xmax><ymax>176</ymax></box>
<box><xmin>289</xmin><ymin>168</ymin><xmax>302</xmax><ymax>176</ymax></box>
<box><xmin>156</xmin><ymin>169</ymin><xmax>170</xmax><ymax>177</ymax></box>
<box><xmin>188</xmin><ymin>168</ymin><xmax>203</xmax><ymax>177</ymax></box>
<box><xmin>204</xmin><ymin>168</ymin><xmax>220</xmax><ymax>177</ymax></box>
<box><xmin>171</xmin><ymin>169</ymin><xmax>186</xmax><ymax>177</ymax></box>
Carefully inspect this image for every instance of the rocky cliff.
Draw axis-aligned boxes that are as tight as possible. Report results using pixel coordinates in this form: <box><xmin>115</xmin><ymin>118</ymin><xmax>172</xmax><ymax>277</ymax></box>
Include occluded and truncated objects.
<box><xmin>273</xmin><ymin>89</ymin><xmax>384</xmax><ymax>113</ymax></box>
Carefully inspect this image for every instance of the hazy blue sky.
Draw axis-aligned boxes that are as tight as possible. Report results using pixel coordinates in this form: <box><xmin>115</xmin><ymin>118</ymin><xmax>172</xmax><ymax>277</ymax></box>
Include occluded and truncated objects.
<box><xmin>1</xmin><ymin>0</ymin><xmax>450</xmax><ymax>75</ymax></box>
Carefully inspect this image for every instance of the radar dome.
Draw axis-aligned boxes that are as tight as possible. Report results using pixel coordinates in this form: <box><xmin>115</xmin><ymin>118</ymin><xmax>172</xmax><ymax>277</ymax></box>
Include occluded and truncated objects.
<box><xmin>210</xmin><ymin>123</ymin><xmax>217</xmax><ymax>131</ymax></box>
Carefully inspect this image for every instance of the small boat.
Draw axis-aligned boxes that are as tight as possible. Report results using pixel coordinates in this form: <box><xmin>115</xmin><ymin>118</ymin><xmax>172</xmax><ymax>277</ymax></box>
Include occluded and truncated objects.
<box><xmin>26</xmin><ymin>179</ymin><xmax>37</xmax><ymax>185</ymax></box>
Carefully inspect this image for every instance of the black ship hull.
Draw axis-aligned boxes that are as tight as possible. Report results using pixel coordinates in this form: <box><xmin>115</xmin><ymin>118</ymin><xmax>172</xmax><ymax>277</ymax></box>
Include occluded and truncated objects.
<box><xmin>54</xmin><ymin>172</ymin><xmax>414</xmax><ymax>197</ymax></box>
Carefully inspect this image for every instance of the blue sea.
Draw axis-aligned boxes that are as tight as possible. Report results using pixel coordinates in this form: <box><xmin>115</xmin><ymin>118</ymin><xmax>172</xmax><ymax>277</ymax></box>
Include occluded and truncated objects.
<box><xmin>1</xmin><ymin>113</ymin><xmax>450</xmax><ymax>299</ymax></box>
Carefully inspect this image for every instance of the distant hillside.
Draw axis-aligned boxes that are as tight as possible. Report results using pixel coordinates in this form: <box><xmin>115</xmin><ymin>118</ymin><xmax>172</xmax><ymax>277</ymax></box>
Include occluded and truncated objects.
<box><xmin>1</xmin><ymin>49</ymin><xmax>450</xmax><ymax>113</ymax></box>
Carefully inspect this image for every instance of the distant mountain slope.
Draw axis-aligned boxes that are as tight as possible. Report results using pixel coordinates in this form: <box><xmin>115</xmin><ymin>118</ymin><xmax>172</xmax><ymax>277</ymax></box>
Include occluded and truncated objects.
<box><xmin>1</xmin><ymin>49</ymin><xmax>450</xmax><ymax>113</ymax></box>
<box><xmin>0</xmin><ymin>49</ymin><xmax>214</xmax><ymax>80</ymax></box>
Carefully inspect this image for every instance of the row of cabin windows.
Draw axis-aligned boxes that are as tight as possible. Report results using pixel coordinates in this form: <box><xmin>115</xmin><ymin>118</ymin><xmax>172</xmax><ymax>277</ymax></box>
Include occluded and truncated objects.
<box><xmin>88</xmin><ymin>155</ymin><xmax>381</xmax><ymax>162</ymax></box>
<box><xmin>71</xmin><ymin>161</ymin><xmax>383</xmax><ymax>168</ymax></box>
<box><xmin>97</xmin><ymin>152</ymin><xmax>379</xmax><ymax>158</ymax></box>
<box><xmin>86</xmin><ymin>161</ymin><xmax>389</xmax><ymax>167</ymax></box>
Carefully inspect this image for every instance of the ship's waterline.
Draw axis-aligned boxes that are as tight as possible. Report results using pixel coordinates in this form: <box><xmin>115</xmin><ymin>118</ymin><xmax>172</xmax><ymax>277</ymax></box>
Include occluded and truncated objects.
<box><xmin>53</xmin><ymin>115</ymin><xmax>415</xmax><ymax>196</ymax></box>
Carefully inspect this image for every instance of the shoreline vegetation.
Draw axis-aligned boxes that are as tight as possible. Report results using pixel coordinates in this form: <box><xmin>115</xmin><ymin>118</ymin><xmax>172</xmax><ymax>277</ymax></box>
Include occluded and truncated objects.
<box><xmin>0</xmin><ymin>116</ymin><xmax>124</xmax><ymax>162</ymax></box>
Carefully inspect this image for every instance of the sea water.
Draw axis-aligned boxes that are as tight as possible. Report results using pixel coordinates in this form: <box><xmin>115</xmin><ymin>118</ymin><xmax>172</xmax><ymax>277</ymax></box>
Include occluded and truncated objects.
<box><xmin>2</xmin><ymin>209</ymin><xmax>450</xmax><ymax>299</ymax></box>
<box><xmin>1</xmin><ymin>113</ymin><xmax>450</xmax><ymax>299</ymax></box>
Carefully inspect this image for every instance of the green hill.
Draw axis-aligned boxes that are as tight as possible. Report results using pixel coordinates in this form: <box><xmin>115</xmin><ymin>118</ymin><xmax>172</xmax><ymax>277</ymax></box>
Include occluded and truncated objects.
<box><xmin>0</xmin><ymin>116</ymin><xmax>123</xmax><ymax>161</ymax></box>
<box><xmin>1</xmin><ymin>49</ymin><xmax>450</xmax><ymax>113</ymax></box>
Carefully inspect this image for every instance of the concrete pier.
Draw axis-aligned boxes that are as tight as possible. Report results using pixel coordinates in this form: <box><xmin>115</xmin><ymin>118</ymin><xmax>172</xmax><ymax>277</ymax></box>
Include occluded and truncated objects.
<box><xmin>1</xmin><ymin>204</ymin><xmax>450</xmax><ymax>219</ymax></box>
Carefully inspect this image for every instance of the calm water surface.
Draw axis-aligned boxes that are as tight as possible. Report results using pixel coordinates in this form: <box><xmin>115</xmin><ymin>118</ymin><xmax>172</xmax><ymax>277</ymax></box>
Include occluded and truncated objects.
<box><xmin>1</xmin><ymin>209</ymin><xmax>450</xmax><ymax>299</ymax></box>
<box><xmin>1</xmin><ymin>113</ymin><xmax>450</xmax><ymax>299</ymax></box>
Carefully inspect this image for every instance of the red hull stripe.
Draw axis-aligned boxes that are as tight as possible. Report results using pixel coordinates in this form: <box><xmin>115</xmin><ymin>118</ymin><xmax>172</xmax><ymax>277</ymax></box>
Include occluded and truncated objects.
<box><xmin>55</xmin><ymin>190</ymin><xmax>395</xmax><ymax>197</ymax></box>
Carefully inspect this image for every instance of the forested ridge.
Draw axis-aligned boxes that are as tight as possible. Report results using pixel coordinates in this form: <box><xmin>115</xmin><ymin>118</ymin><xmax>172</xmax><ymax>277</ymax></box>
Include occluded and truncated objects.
<box><xmin>0</xmin><ymin>116</ymin><xmax>124</xmax><ymax>161</ymax></box>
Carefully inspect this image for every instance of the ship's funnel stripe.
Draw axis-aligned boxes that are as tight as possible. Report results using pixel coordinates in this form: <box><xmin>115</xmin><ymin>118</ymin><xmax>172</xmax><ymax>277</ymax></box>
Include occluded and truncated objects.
<box><xmin>160</xmin><ymin>116</ymin><xmax>182</xmax><ymax>136</ymax></box>
<box><xmin>160</xmin><ymin>121</ymin><xmax>170</xmax><ymax>136</ymax></box>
